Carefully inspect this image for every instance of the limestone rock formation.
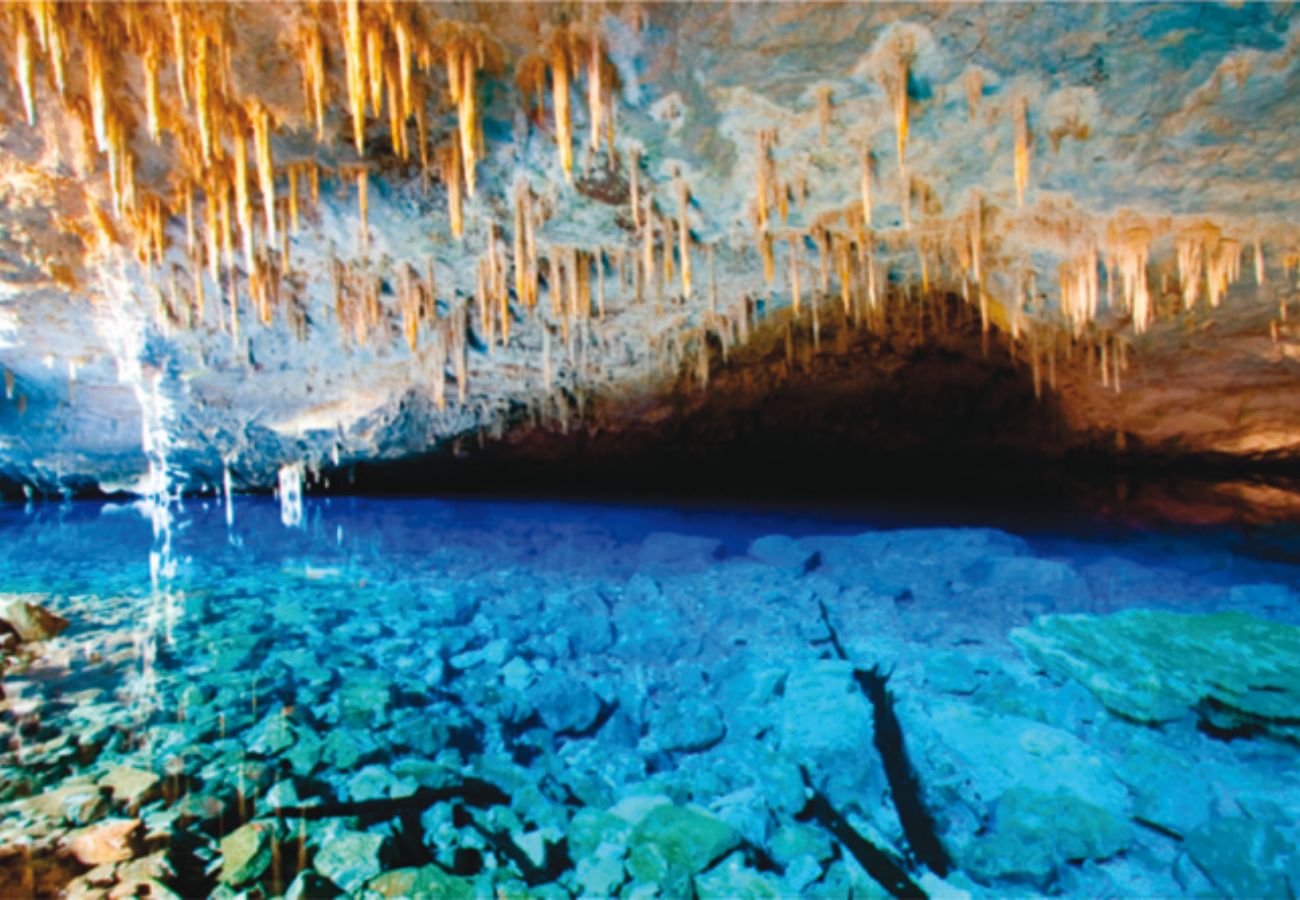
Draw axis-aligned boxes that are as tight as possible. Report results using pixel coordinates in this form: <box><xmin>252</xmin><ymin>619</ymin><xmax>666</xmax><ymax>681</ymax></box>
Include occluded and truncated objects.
<box><xmin>0</xmin><ymin>3</ymin><xmax>1296</xmax><ymax>492</ymax></box>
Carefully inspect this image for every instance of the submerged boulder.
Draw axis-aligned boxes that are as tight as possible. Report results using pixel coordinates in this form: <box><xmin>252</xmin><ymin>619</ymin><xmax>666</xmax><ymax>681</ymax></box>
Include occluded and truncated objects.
<box><xmin>960</xmin><ymin>787</ymin><xmax>1131</xmax><ymax>888</ymax></box>
<box><xmin>1011</xmin><ymin>609</ymin><xmax>1300</xmax><ymax>740</ymax></box>
<box><xmin>219</xmin><ymin>821</ymin><xmax>275</xmax><ymax>886</ymax></box>
<box><xmin>898</xmin><ymin>697</ymin><xmax>1132</xmax><ymax>888</ymax></box>
<box><xmin>628</xmin><ymin>804</ymin><xmax>741</xmax><ymax>876</ymax></box>
<box><xmin>1183</xmin><ymin>817</ymin><xmax>1296</xmax><ymax>899</ymax></box>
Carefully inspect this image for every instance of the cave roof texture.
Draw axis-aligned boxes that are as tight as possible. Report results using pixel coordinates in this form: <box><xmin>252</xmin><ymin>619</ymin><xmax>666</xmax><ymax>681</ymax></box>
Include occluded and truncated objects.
<box><xmin>0</xmin><ymin>1</ymin><xmax>1299</xmax><ymax>496</ymax></box>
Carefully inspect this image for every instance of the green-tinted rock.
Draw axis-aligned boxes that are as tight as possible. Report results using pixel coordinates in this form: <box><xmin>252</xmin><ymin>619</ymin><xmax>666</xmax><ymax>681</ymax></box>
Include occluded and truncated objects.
<box><xmin>1011</xmin><ymin>610</ymin><xmax>1300</xmax><ymax>737</ymax></box>
<box><xmin>567</xmin><ymin>808</ymin><xmax>631</xmax><ymax>860</ymax></box>
<box><xmin>99</xmin><ymin>765</ymin><xmax>161</xmax><ymax>812</ymax></box>
<box><xmin>575</xmin><ymin>856</ymin><xmax>626</xmax><ymax>897</ymax></box>
<box><xmin>322</xmin><ymin>727</ymin><xmax>376</xmax><ymax>770</ymax></box>
<box><xmin>768</xmin><ymin>823</ymin><xmax>833</xmax><ymax>867</ymax></box>
<box><xmin>246</xmin><ymin>711</ymin><xmax>295</xmax><ymax>756</ymax></box>
<box><xmin>1185</xmin><ymin>817</ymin><xmax>1293</xmax><ymax>899</ymax></box>
<box><xmin>368</xmin><ymin>865</ymin><xmax>476</xmax><ymax>899</ymax></box>
<box><xmin>219</xmin><ymin>821</ymin><xmax>275</xmax><ymax>886</ymax></box>
<box><xmin>694</xmin><ymin>853</ymin><xmax>783</xmax><ymax>899</ymax></box>
<box><xmin>1113</xmin><ymin>738</ymin><xmax>1213</xmax><ymax>837</ymax></box>
<box><xmin>315</xmin><ymin>831</ymin><xmax>386</xmax><ymax>893</ymax></box>
<box><xmin>960</xmin><ymin>788</ymin><xmax>1131</xmax><ymax>888</ymax></box>
<box><xmin>338</xmin><ymin>671</ymin><xmax>392</xmax><ymax>727</ymax></box>
<box><xmin>629</xmin><ymin>804</ymin><xmax>741</xmax><ymax>875</ymax></box>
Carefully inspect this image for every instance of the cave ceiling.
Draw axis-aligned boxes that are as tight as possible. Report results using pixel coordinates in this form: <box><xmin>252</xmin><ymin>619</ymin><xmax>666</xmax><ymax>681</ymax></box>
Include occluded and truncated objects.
<box><xmin>0</xmin><ymin>2</ymin><xmax>1298</xmax><ymax>495</ymax></box>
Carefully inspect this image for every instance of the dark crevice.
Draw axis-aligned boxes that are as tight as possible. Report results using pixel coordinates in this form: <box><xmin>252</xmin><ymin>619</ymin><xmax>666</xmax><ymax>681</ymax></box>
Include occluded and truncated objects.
<box><xmin>271</xmin><ymin>778</ymin><xmax>510</xmax><ymax>823</ymax></box>
<box><xmin>816</xmin><ymin>600</ymin><xmax>950</xmax><ymax>878</ymax></box>
<box><xmin>796</xmin><ymin>768</ymin><xmax>927</xmax><ymax>900</ymax></box>
<box><xmin>856</xmin><ymin>666</ymin><xmax>951</xmax><ymax>877</ymax></box>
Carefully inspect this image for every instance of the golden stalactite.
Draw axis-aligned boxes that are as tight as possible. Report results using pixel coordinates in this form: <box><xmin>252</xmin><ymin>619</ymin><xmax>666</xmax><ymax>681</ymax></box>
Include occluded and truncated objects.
<box><xmin>355</xmin><ymin>166</ymin><xmax>369</xmax><ymax>251</ymax></box>
<box><xmin>143</xmin><ymin>40</ymin><xmax>161</xmax><ymax>142</ymax></box>
<box><xmin>513</xmin><ymin>183</ymin><xmax>530</xmax><ymax>310</ymax></box>
<box><xmin>878</xmin><ymin>33</ymin><xmax>914</xmax><ymax>180</ymax></box>
<box><xmin>288</xmin><ymin>164</ymin><xmax>300</xmax><ymax>236</ymax></box>
<box><xmin>168</xmin><ymin>1</ymin><xmax>188</xmax><ymax>108</ymax></box>
<box><xmin>13</xmin><ymin>5</ymin><xmax>36</xmax><ymax>125</ymax></box>
<box><xmin>297</xmin><ymin>21</ymin><xmax>328</xmax><ymax>142</ymax></box>
<box><xmin>789</xmin><ymin>234</ymin><xmax>802</xmax><ymax>314</ymax></box>
<box><xmin>438</xmin><ymin>139</ymin><xmax>463</xmax><ymax>239</ymax></box>
<box><xmin>248</xmin><ymin>100</ymin><xmax>276</xmax><ymax>249</ymax></box>
<box><xmin>676</xmin><ymin>173</ymin><xmax>692</xmax><ymax>300</ymax></box>
<box><xmin>437</xmin><ymin>21</ymin><xmax>503</xmax><ymax>199</ymax></box>
<box><xmin>860</xmin><ymin>147</ymin><xmax>873</xmax><ymax>231</ymax></box>
<box><xmin>1107</xmin><ymin>221</ymin><xmax>1153</xmax><ymax>334</ymax></box>
<box><xmin>231</xmin><ymin>114</ymin><xmax>255</xmax><ymax>277</ymax></box>
<box><xmin>342</xmin><ymin>0</ymin><xmax>365</xmax><ymax>153</ymax></box>
<box><xmin>1013</xmin><ymin>96</ymin><xmax>1030</xmax><ymax>208</ymax></box>
<box><xmin>588</xmin><ymin>30</ymin><xmax>603</xmax><ymax>152</ymax></box>
<box><xmin>547</xmin><ymin>29</ymin><xmax>574</xmax><ymax>182</ymax></box>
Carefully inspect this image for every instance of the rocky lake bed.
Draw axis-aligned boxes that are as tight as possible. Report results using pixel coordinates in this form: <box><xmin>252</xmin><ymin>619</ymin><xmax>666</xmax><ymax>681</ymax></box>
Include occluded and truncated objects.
<box><xmin>1</xmin><ymin>498</ymin><xmax>1298</xmax><ymax>898</ymax></box>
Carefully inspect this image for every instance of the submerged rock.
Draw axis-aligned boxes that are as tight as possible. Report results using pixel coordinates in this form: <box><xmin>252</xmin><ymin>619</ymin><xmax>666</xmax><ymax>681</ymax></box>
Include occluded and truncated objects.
<box><xmin>98</xmin><ymin>766</ymin><xmax>161</xmax><ymax>813</ymax></box>
<box><xmin>648</xmin><ymin>700</ymin><xmax>726</xmax><ymax>754</ymax></box>
<box><xmin>314</xmin><ymin>831</ymin><xmax>386</xmax><ymax>893</ymax></box>
<box><xmin>64</xmin><ymin>817</ymin><xmax>140</xmax><ymax>866</ymax></box>
<box><xmin>694</xmin><ymin>851</ymin><xmax>784</xmax><ymax>899</ymax></box>
<box><xmin>959</xmin><ymin>787</ymin><xmax>1131</xmax><ymax>888</ymax></box>
<box><xmin>900</xmin><ymin>697</ymin><xmax>1131</xmax><ymax>887</ymax></box>
<box><xmin>0</xmin><ymin>594</ymin><xmax>69</xmax><ymax>642</ymax></box>
<box><xmin>778</xmin><ymin>660</ymin><xmax>882</xmax><ymax>806</ymax></box>
<box><xmin>1012</xmin><ymin>609</ymin><xmax>1300</xmax><ymax>739</ymax></box>
<box><xmin>367</xmin><ymin>865</ymin><xmax>476</xmax><ymax>899</ymax></box>
<box><xmin>527</xmin><ymin>671</ymin><xmax>602</xmax><ymax>735</ymax></box>
<box><xmin>219</xmin><ymin>821</ymin><xmax>275</xmax><ymax>886</ymax></box>
<box><xmin>1184</xmin><ymin>817</ymin><xmax>1296</xmax><ymax>899</ymax></box>
<box><xmin>628</xmin><ymin>804</ymin><xmax>741</xmax><ymax>876</ymax></box>
<box><xmin>636</xmin><ymin>533</ymin><xmax>724</xmax><ymax>575</ymax></box>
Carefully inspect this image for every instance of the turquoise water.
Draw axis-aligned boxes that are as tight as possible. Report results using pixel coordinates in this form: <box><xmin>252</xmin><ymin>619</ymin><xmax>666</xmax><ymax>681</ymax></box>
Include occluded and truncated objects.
<box><xmin>1</xmin><ymin>496</ymin><xmax>1298</xmax><ymax>897</ymax></box>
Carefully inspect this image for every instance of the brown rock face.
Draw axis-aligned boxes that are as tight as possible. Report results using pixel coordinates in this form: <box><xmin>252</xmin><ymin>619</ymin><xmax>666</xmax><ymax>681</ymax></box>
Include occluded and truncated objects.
<box><xmin>0</xmin><ymin>595</ymin><xmax>69</xmax><ymax>643</ymax></box>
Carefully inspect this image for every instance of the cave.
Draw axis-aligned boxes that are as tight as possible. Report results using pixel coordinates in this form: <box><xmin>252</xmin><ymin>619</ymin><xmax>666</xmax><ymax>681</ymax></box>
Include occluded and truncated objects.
<box><xmin>1</xmin><ymin>3</ymin><xmax>1299</xmax><ymax>898</ymax></box>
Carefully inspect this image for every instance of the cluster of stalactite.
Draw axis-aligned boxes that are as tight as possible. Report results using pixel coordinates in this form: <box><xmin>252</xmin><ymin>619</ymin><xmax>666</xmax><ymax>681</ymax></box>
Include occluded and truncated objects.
<box><xmin>0</xmin><ymin>0</ymin><xmax>1286</xmax><ymax>435</ymax></box>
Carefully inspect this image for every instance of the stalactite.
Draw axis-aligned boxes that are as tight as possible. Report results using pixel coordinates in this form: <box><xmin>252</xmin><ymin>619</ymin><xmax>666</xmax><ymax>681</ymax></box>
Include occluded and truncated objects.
<box><xmin>232</xmin><ymin>119</ymin><xmax>255</xmax><ymax>276</ymax></box>
<box><xmin>549</xmin><ymin>31</ymin><xmax>573</xmax><ymax>182</ymax></box>
<box><xmin>14</xmin><ymin>6</ymin><xmax>35</xmax><ymax>126</ymax></box>
<box><xmin>860</xmin><ymin>148</ymin><xmax>873</xmax><ymax>230</ymax></box>
<box><xmin>760</xmin><ymin>231</ymin><xmax>774</xmax><ymax>286</ymax></box>
<box><xmin>630</xmin><ymin>148</ymin><xmax>641</xmax><ymax>228</ymax></box>
<box><xmin>642</xmin><ymin>196</ymin><xmax>656</xmax><ymax>297</ymax></box>
<box><xmin>1110</xmin><ymin>224</ymin><xmax>1153</xmax><ymax>334</ymax></box>
<box><xmin>440</xmin><ymin>141</ymin><xmax>463</xmax><ymax>239</ymax></box>
<box><xmin>596</xmin><ymin>249</ymin><xmax>606</xmax><ymax>320</ymax></box>
<box><xmin>1013</xmin><ymin>96</ymin><xmax>1030</xmax><ymax>208</ymax></box>
<box><xmin>676</xmin><ymin>174</ymin><xmax>691</xmax><ymax>300</ymax></box>
<box><xmin>250</xmin><ymin>101</ymin><xmax>276</xmax><ymax>249</ymax></box>
<box><xmin>343</xmin><ymin>0</ymin><xmax>365</xmax><ymax>153</ymax></box>
<box><xmin>588</xmin><ymin>31</ymin><xmax>603</xmax><ymax>152</ymax></box>
<box><xmin>356</xmin><ymin>167</ymin><xmax>368</xmax><ymax>251</ymax></box>
<box><xmin>789</xmin><ymin>235</ymin><xmax>802</xmax><ymax>314</ymax></box>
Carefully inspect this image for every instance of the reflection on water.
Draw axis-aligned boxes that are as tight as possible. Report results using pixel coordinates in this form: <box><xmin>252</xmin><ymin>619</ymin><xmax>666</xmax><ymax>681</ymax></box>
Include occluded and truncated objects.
<box><xmin>1</xmin><ymin>495</ymin><xmax>1298</xmax><ymax>898</ymax></box>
